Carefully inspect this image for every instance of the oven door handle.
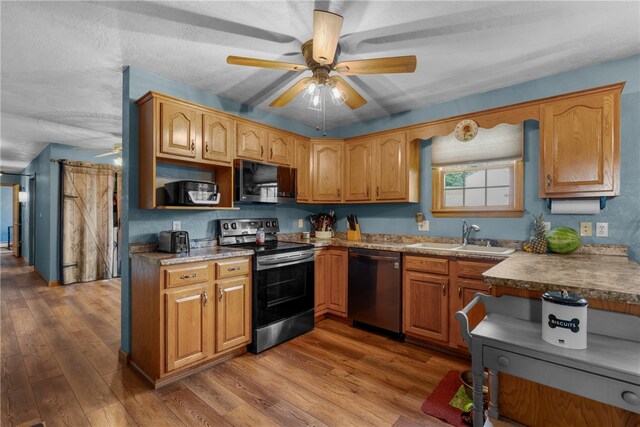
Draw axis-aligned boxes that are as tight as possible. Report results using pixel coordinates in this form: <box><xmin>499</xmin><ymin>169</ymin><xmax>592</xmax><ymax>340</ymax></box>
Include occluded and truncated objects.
<box><xmin>256</xmin><ymin>251</ymin><xmax>315</xmax><ymax>269</ymax></box>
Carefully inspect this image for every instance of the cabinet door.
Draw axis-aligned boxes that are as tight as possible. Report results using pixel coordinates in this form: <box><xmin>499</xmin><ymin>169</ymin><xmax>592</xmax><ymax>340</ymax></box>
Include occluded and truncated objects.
<box><xmin>344</xmin><ymin>139</ymin><xmax>372</xmax><ymax>202</ymax></box>
<box><xmin>327</xmin><ymin>249</ymin><xmax>348</xmax><ymax>315</ymax></box>
<box><xmin>450</xmin><ymin>278</ymin><xmax>492</xmax><ymax>348</ymax></box>
<box><xmin>314</xmin><ymin>249</ymin><xmax>329</xmax><ymax>315</ymax></box>
<box><xmin>236</xmin><ymin>122</ymin><xmax>266</xmax><ymax>160</ymax></box>
<box><xmin>312</xmin><ymin>141</ymin><xmax>343</xmax><ymax>202</ymax></box>
<box><xmin>540</xmin><ymin>91</ymin><xmax>618</xmax><ymax>197</ymax></box>
<box><xmin>403</xmin><ymin>270</ymin><xmax>448</xmax><ymax>342</ymax></box>
<box><xmin>165</xmin><ymin>284</ymin><xmax>213</xmax><ymax>372</ymax></box>
<box><xmin>295</xmin><ymin>139</ymin><xmax>311</xmax><ymax>201</ymax></box>
<box><xmin>268</xmin><ymin>131</ymin><xmax>293</xmax><ymax>165</ymax></box>
<box><xmin>202</xmin><ymin>112</ymin><xmax>233</xmax><ymax>163</ymax></box>
<box><xmin>374</xmin><ymin>133</ymin><xmax>407</xmax><ymax>201</ymax></box>
<box><xmin>216</xmin><ymin>277</ymin><xmax>251</xmax><ymax>352</ymax></box>
<box><xmin>159</xmin><ymin>100</ymin><xmax>198</xmax><ymax>160</ymax></box>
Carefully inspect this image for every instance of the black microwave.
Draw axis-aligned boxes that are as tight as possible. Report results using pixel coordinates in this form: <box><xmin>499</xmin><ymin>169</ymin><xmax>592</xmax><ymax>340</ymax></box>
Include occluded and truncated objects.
<box><xmin>234</xmin><ymin>159</ymin><xmax>296</xmax><ymax>204</ymax></box>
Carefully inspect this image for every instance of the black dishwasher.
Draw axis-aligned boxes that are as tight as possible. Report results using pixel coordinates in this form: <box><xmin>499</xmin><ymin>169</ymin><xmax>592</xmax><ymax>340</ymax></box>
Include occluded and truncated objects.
<box><xmin>348</xmin><ymin>248</ymin><xmax>402</xmax><ymax>334</ymax></box>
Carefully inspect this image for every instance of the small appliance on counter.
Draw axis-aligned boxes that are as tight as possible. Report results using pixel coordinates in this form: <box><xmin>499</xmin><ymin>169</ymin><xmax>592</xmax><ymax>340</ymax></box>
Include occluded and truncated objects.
<box><xmin>158</xmin><ymin>230</ymin><xmax>190</xmax><ymax>254</ymax></box>
<box><xmin>165</xmin><ymin>180</ymin><xmax>220</xmax><ymax>206</ymax></box>
<box><xmin>541</xmin><ymin>290</ymin><xmax>588</xmax><ymax>349</ymax></box>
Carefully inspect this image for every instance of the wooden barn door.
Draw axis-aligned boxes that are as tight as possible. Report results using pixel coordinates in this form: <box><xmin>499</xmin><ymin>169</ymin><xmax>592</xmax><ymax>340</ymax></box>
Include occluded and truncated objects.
<box><xmin>61</xmin><ymin>162</ymin><xmax>115</xmax><ymax>284</ymax></box>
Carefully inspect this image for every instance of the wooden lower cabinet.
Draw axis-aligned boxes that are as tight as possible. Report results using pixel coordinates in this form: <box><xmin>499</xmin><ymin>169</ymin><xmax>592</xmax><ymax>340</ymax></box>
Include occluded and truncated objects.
<box><xmin>314</xmin><ymin>247</ymin><xmax>348</xmax><ymax>317</ymax></box>
<box><xmin>131</xmin><ymin>256</ymin><xmax>251</xmax><ymax>387</ymax></box>
<box><xmin>215</xmin><ymin>276</ymin><xmax>251</xmax><ymax>352</ymax></box>
<box><xmin>403</xmin><ymin>255</ymin><xmax>497</xmax><ymax>350</ymax></box>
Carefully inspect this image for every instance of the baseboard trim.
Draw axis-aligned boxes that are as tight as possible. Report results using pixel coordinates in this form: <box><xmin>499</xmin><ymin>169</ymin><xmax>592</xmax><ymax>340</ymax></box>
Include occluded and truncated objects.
<box><xmin>34</xmin><ymin>267</ymin><xmax>59</xmax><ymax>286</ymax></box>
<box><xmin>118</xmin><ymin>348</ymin><xmax>130</xmax><ymax>364</ymax></box>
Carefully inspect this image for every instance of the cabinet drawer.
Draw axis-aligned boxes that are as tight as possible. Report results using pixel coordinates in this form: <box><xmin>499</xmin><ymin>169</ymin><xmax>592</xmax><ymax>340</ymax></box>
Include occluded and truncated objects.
<box><xmin>405</xmin><ymin>255</ymin><xmax>449</xmax><ymax>275</ymax></box>
<box><xmin>216</xmin><ymin>258</ymin><xmax>250</xmax><ymax>279</ymax></box>
<box><xmin>164</xmin><ymin>263</ymin><xmax>212</xmax><ymax>289</ymax></box>
<box><xmin>483</xmin><ymin>346</ymin><xmax>640</xmax><ymax>414</ymax></box>
<box><xmin>457</xmin><ymin>260</ymin><xmax>496</xmax><ymax>280</ymax></box>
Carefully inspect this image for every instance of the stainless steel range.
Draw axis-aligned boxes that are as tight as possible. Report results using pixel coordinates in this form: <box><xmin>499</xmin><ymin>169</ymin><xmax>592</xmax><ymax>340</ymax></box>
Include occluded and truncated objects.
<box><xmin>217</xmin><ymin>218</ymin><xmax>315</xmax><ymax>353</ymax></box>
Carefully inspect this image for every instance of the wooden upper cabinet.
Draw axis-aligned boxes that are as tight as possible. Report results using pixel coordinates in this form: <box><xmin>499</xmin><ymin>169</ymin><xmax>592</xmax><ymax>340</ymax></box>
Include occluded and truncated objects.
<box><xmin>215</xmin><ymin>276</ymin><xmax>251</xmax><ymax>352</ymax></box>
<box><xmin>164</xmin><ymin>283</ymin><xmax>213</xmax><ymax>372</ymax></box>
<box><xmin>374</xmin><ymin>132</ymin><xmax>407</xmax><ymax>201</ymax></box>
<box><xmin>295</xmin><ymin>138</ymin><xmax>311</xmax><ymax>202</ymax></box>
<box><xmin>236</xmin><ymin>122</ymin><xmax>266</xmax><ymax>161</ymax></box>
<box><xmin>159</xmin><ymin>100</ymin><xmax>199</xmax><ymax>160</ymax></box>
<box><xmin>312</xmin><ymin>140</ymin><xmax>343</xmax><ymax>202</ymax></box>
<box><xmin>267</xmin><ymin>131</ymin><xmax>293</xmax><ymax>166</ymax></box>
<box><xmin>344</xmin><ymin>138</ymin><xmax>372</xmax><ymax>202</ymax></box>
<box><xmin>202</xmin><ymin>112</ymin><xmax>233</xmax><ymax>164</ymax></box>
<box><xmin>540</xmin><ymin>86</ymin><xmax>621</xmax><ymax>197</ymax></box>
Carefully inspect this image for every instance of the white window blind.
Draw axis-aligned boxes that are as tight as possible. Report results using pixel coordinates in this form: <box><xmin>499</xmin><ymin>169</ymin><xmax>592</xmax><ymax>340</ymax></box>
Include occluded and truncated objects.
<box><xmin>431</xmin><ymin>123</ymin><xmax>523</xmax><ymax>166</ymax></box>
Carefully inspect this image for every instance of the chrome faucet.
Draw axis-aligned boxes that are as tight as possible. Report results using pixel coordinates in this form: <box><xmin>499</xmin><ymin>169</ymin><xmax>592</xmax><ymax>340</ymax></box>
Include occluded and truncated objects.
<box><xmin>462</xmin><ymin>220</ymin><xmax>480</xmax><ymax>246</ymax></box>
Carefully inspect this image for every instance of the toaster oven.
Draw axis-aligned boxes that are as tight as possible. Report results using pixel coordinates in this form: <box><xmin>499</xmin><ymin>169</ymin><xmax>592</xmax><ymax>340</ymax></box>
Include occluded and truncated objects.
<box><xmin>165</xmin><ymin>180</ymin><xmax>220</xmax><ymax>206</ymax></box>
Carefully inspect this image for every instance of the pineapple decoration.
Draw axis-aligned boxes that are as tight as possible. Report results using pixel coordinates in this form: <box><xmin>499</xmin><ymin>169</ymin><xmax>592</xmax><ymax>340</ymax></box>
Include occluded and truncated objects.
<box><xmin>523</xmin><ymin>213</ymin><xmax>548</xmax><ymax>254</ymax></box>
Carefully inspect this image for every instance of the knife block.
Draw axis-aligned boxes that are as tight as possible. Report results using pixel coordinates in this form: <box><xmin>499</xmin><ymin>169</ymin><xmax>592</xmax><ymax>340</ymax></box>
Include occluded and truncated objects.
<box><xmin>347</xmin><ymin>224</ymin><xmax>362</xmax><ymax>241</ymax></box>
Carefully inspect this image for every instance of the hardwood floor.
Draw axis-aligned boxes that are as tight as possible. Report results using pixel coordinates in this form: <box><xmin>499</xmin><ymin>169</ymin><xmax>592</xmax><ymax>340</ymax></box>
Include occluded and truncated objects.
<box><xmin>1</xmin><ymin>254</ymin><xmax>470</xmax><ymax>426</ymax></box>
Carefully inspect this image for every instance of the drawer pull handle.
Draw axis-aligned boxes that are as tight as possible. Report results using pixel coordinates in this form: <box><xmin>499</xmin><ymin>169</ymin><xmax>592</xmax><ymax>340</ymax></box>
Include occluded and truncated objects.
<box><xmin>270</xmin><ymin>147</ymin><xmax>273</xmax><ymax>158</ymax></box>
<box><xmin>442</xmin><ymin>284</ymin><xmax>447</xmax><ymax>296</ymax></box>
<box><xmin>622</xmin><ymin>391</ymin><xmax>639</xmax><ymax>406</ymax></box>
<box><xmin>180</xmin><ymin>273</ymin><xmax>197</xmax><ymax>279</ymax></box>
<box><xmin>205</xmin><ymin>142</ymin><xmax>209</xmax><ymax>153</ymax></box>
<box><xmin>202</xmin><ymin>290</ymin><xmax>208</xmax><ymax>307</ymax></box>
<box><xmin>191</xmin><ymin>140</ymin><xmax>195</xmax><ymax>151</ymax></box>
<box><xmin>227</xmin><ymin>266</ymin><xmax>241</xmax><ymax>272</ymax></box>
<box><xmin>546</xmin><ymin>174</ymin><xmax>551</xmax><ymax>189</ymax></box>
<box><xmin>218</xmin><ymin>288</ymin><xmax>223</xmax><ymax>302</ymax></box>
<box><xmin>458</xmin><ymin>286</ymin><xmax>462</xmax><ymax>299</ymax></box>
<box><xmin>260</xmin><ymin>146</ymin><xmax>264</xmax><ymax>157</ymax></box>
<box><xmin>497</xmin><ymin>356</ymin><xmax>510</xmax><ymax>368</ymax></box>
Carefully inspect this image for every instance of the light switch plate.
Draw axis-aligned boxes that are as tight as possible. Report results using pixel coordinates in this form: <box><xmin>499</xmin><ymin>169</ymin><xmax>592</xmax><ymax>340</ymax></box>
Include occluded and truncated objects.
<box><xmin>580</xmin><ymin>222</ymin><xmax>592</xmax><ymax>237</ymax></box>
<box><xmin>418</xmin><ymin>220</ymin><xmax>429</xmax><ymax>231</ymax></box>
<box><xmin>298</xmin><ymin>219</ymin><xmax>304</xmax><ymax>228</ymax></box>
<box><xmin>596</xmin><ymin>222</ymin><xmax>608</xmax><ymax>237</ymax></box>
<box><xmin>172</xmin><ymin>221</ymin><xmax>181</xmax><ymax>231</ymax></box>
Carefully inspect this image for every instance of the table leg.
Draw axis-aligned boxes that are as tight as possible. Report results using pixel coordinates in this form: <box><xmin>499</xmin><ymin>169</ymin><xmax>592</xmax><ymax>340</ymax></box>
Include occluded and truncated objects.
<box><xmin>489</xmin><ymin>369</ymin><xmax>499</xmax><ymax>419</ymax></box>
<box><xmin>472</xmin><ymin>358</ymin><xmax>484</xmax><ymax>427</ymax></box>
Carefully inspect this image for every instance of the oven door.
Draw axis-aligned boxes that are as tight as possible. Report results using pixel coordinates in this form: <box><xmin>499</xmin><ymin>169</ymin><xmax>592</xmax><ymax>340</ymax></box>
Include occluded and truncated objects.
<box><xmin>253</xmin><ymin>256</ymin><xmax>314</xmax><ymax>328</ymax></box>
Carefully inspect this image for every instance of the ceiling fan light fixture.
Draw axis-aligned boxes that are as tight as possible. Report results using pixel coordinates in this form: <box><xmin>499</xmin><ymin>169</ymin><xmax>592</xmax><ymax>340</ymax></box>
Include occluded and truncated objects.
<box><xmin>307</xmin><ymin>81</ymin><xmax>318</xmax><ymax>95</ymax></box>
<box><xmin>329</xmin><ymin>83</ymin><xmax>348</xmax><ymax>106</ymax></box>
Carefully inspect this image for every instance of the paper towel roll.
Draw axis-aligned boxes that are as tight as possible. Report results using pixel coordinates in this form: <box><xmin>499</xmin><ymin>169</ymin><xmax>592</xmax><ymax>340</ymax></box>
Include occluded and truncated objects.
<box><xmin>550</xmin><ymin>199</ymin><xmax>601</xmax><ymax>215</ymax></box>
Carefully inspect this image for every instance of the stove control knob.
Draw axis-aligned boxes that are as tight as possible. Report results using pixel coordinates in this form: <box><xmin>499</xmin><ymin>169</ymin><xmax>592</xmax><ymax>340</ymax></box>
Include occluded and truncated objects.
<box><xmin>223</xmin><ymin>223</ymin><xmax>229</xmax><ymax>230</ymax></box>
<box><xmin>272</xmin><ymin>220</ymin><xmax>278</xmax><ymax>228</ymax></box>
<box><xmin>265</xmin><ymin>221</ymin><xmax>270</xmax><ymax>227</ymax></box>
<box><xmin>231</xmin><ymin>223</ymin><xmax>237</xmax><ymax>230</ymax></box>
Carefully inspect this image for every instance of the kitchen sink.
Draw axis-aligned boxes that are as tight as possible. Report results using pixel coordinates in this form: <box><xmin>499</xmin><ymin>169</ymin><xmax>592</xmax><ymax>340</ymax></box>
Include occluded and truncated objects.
<box><xmin>452</xmin><ymin>244</ymin><xmax>515</xmax><ymax>255</ymax></box>
<box><xmin>405</xmin><ymin>242</ymin><xmax>515</xmax><ymax>255</ymax></box>
<box><xmin>404</xmin><ymin>242</ymin><xmax>462</xmax><ymax>250</ymax></box>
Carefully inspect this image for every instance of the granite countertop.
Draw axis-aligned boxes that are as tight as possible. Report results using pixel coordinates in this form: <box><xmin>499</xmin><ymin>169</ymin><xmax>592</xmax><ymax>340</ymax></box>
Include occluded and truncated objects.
<box><xmin>483</xmin><ymin>251</ymin><xmax>640</xmax><ymax>305</ymax></box>
<box><xmin>130</xmin><ymin>246</ymin><xmax>254</xmax><ymax>266</ymax></box>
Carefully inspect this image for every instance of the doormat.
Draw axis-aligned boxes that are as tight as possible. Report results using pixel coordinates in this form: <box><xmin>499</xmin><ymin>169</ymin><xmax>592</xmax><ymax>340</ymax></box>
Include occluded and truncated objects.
<box><xmin>421</xmin><ymin>370</ymin><xmax>466</xmax><ymax>427</ymax></box>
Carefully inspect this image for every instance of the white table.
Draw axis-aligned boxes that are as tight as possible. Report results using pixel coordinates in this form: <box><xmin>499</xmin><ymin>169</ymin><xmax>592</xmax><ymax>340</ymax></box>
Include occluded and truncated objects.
<box><xmin>456</xmin><ymin>294</ymin><xmax>640</xmax><ymax>427</ymax></box>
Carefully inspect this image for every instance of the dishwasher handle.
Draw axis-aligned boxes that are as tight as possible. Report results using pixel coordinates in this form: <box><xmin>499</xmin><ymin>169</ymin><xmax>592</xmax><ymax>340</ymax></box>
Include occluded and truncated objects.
<box><xmin>349</xmin><ymin>252</ymin><xmax>399</xmax><ymax>262</ymax></box>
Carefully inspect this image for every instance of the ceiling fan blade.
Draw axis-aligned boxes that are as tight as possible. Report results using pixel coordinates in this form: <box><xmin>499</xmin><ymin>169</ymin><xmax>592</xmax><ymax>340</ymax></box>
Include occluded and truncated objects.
<box><xmin>94</xmin><ymin>151</ymin><xmax>118</xmax><ymax>158</ymax></box>
<box><xmin>313</xmin><ymin>10</ymin><xmax>343</xmax><ymax>65</ymax></box>
<box><xmin>335</xmin><ymin>55</ymin><xmax>417</xmax><ymax>75</ymax></box>
<box><xmin>269</xmin><ymin>77</ymin><xmax>313</xmax><ymax>108</ymax></box>
<box><xmin>227</xmin><ymin>56</ymin><xmax>307</xmax><ymax>71</ymax></box>
<box><xmin>330</xmin><ymin>76</ymin><xmax>367</xmax><ymax>110</ymax></box>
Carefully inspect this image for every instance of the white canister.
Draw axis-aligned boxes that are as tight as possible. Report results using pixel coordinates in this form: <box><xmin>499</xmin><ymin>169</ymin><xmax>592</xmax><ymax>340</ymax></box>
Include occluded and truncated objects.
<box><xmin>541</xmin><ymin>290</ymin><xmax>588</xmax><ymax>349</ymax></box>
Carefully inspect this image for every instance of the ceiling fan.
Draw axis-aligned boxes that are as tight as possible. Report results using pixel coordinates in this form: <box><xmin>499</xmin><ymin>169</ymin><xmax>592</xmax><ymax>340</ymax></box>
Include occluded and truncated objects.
<box><xmin>227</xmin><ymin>10</ymin><xmax>417</xmax><ymax>110</ymax></box>
<box><xmin>75</xmin><ymin>143</ymin><xmax>122</xmax><ymax>158</ymax></box>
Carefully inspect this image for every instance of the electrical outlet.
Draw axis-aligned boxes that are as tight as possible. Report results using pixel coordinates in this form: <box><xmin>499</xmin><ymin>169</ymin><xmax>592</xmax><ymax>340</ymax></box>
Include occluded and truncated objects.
<box><xmin>298</xmin><ymin>219</ymin><xmax>304</xmax><ymax>228</ymax></box>
<box><xmin>418</xmin><ymin>220</ymin><xmax>429</xmax><ymax>231</ymax></box>
<box><xmin>580</xmin><ymin>222</ymin><xmax>592</xmax><ymax>237</ymax></box>
<box><xmin>172</xmin><ymin>221</ymin><xmax>181</xmax><ymax>231</ymax></box>
<box><xmin>543</xmin><ymin>222</ymin><xmax>551</xmax><ymax>233</ymax></box>
<box><xmin>596</xmin><ymin>222</ymin><xmax>608</xmax><ymax>237</ymax></box>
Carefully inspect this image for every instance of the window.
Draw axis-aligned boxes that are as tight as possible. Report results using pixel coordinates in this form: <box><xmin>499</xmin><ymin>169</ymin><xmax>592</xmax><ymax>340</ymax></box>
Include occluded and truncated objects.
<box><xmin>432</xmin><ymin>160</ymin><xmax>523</xmax><ymax>217</ymax></box>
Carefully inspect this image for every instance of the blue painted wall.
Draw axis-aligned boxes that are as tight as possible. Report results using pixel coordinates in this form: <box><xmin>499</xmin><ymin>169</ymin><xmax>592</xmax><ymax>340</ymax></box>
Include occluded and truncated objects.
<box><xmin>324</xmin><ymin>55</ymin><xmax>640</xmax><ymax>263</ymax></box>
<box><xmin>0</xmin><ymin>187</ymin><xmax>13</xmax><ymax>243</ymax></box>
<box><xmin>121</xmin><ymin>55</ymin><xmax>640</xmax><ymax>352</ymax></box>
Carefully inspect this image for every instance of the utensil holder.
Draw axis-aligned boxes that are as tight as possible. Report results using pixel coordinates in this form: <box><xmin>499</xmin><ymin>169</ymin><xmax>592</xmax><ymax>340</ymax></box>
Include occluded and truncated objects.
<box><xmin>347</xmin><ymin>224</ymin><xmax>362</xmax><ymax>241</ymax></box>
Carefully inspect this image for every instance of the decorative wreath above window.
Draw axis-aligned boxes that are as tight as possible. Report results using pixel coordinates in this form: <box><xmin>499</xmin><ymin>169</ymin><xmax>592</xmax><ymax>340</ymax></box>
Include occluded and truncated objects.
<box><xmin>454</xmin><ymin>119</ymin><xmax>479</xmax><ymax>142</ymax></box>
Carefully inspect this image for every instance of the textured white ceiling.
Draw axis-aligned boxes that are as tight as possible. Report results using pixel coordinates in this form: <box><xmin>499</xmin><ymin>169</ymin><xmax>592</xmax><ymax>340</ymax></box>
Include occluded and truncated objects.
<box><xmin>1</xmin><ymin>1</ymin><xmax>639</xmax><ymax>172</ymax></box>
